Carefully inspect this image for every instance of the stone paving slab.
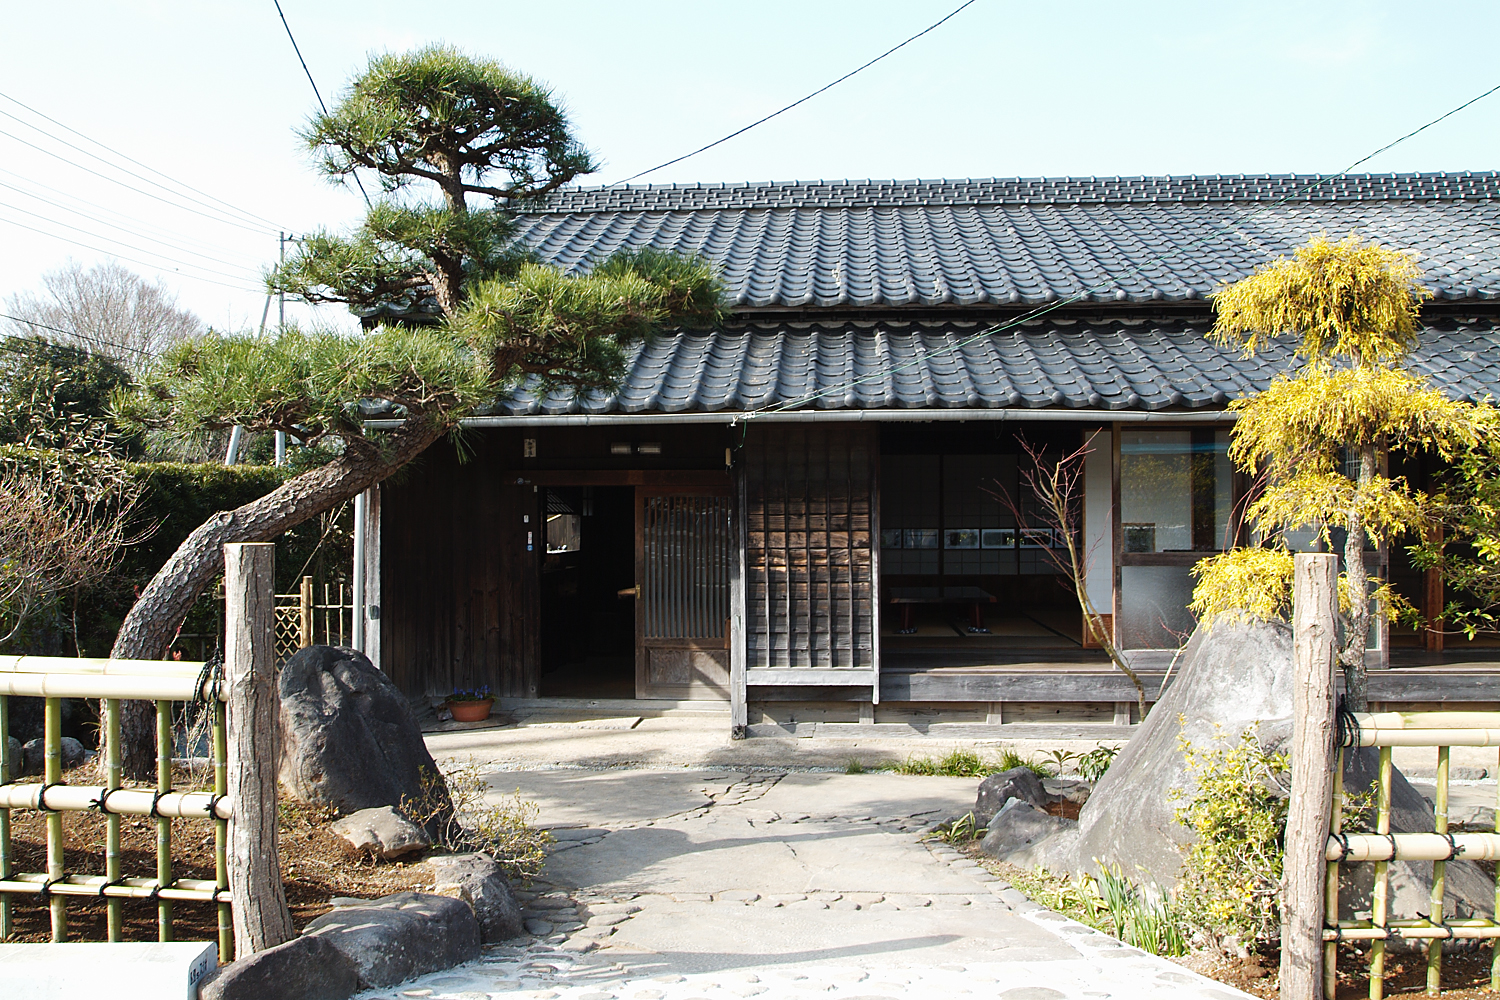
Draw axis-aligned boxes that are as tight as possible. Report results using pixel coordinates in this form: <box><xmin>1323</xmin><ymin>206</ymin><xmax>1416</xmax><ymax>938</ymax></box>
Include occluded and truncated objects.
<box><xmin>404</xmin><ymin>738</ymin><xmax>1253</xmax><ymax>1000</ymax></box>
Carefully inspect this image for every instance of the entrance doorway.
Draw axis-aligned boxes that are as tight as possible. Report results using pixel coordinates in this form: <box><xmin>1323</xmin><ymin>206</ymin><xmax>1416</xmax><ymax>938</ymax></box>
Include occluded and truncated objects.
<box><xmin>537</xmin><ymin>482</ymin><xmax>734</xmax><ymax>700</ymax></box>
<box><xmin>539</xmin><ymin>486</ymin><xmax>635</xmax><ymax>698</ymax></box>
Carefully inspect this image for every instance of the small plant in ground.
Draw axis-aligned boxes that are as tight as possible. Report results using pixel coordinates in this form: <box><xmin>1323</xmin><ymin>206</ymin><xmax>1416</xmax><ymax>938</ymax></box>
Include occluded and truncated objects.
<box><xmin>995</xmin><ymin>863</ymin><xmax>1187</xmax><ymax>957</ymax></box>
<box><xmin>993</xmin><ymin>748</ymin><xmax>1053</xmax><ymax>778</ymax></box>
<box><xmin>400</xmin><ymin>760</ymin><xmax>551</xmax><ymax>882</ymax></box>
<box><xmin>1041</xmin><ymin>749</ymin><xmax>1077</xmax><ymax>774</ymax></box>
<box><xmin>843</xmin><ymin>757</ymin><xmax>866</xmax><ymax>774</ymax></box>
<box><xmin>891</xmin><ymin>748</ymin><xmax>1052</xmax><ymax>778</ymax></box>
<box><xmin>1075</xmin><ymin>744</ymin><xmax>1120</xmax><ymax>782</ymax></box>
<box><xmin>1095</xmin><ymin>863</ymin><xmax>1189</xmax><ymax>956</ymax></box>
<box><xmin>927</xmin><ymin>812</ymin><xmax>980</xmax><ymax>844</ymax></box>
<box><xmin>1170</xmin><ymin>725</ymin><xmax>1288</xmax><ymax>949</ymax></box>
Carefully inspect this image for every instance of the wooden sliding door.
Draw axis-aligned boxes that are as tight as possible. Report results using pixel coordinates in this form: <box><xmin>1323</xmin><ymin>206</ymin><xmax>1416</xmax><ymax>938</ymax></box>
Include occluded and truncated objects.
<box><xmin>635</xmin><ymin>488</ymin><xmax>733</xmax><ymax>699</ymax></box>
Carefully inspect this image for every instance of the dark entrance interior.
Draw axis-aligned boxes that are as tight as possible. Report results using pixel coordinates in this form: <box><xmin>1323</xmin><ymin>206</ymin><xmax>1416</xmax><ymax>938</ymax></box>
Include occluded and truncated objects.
<box><xmin>539</xmin><ymin>486</ymin><xmax>636</xmax><ymax>698</ymax></box>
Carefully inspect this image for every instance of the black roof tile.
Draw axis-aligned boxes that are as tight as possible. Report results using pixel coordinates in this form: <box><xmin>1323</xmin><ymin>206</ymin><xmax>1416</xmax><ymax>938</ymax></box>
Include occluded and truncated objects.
<box><xmin>515</xmin><ymin>174</ymin><xmax>1500</xmax><ymax>309</ymax></box>
<box><xmin>488</xmin><ymin>318</ymin><xmax>1500</xmax><ymax>417</ymax></box>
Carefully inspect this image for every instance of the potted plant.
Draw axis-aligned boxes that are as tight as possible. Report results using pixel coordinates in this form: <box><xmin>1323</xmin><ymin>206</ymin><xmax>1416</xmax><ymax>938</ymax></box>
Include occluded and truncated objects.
<box><xmin>445</xmin><ymin>685</ymin><xmax>494</xmax><ymax>722</ymax></box>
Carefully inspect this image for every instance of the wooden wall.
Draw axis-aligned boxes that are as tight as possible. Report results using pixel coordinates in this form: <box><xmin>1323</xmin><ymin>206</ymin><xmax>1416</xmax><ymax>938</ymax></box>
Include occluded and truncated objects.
<box><xmin>743</xmin><ymin>424</ymin><xmax>877</xmax><ymax>671</ymax></box>
<box><xmin>379</xmin><ymin>434</ymin><xmax>539</xmax><ymax>698</ymax></box>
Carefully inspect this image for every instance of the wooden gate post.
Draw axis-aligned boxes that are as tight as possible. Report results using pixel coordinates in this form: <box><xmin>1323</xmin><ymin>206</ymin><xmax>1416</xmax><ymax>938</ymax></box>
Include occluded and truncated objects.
<box><xmin>225</xmin><ymin>542</ymin><xmax>294</xmax><ymax>956</ymax></box>
<box><xmin>298</xmin><ymin>575</ymin><xmax>314</xmax><ymax>650</ymax></box>
<box><xmin>1282</xmin><ymin>552</ymin><xmax>1340</xmax><ymax>1000</ymax></box>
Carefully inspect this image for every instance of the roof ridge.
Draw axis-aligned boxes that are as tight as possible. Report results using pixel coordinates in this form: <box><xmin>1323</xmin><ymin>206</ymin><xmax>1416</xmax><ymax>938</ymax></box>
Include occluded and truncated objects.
<box><xmin>526</xmin><ymin>172</ymin><xmax>1500</xmax><ymax>213</ymax></box>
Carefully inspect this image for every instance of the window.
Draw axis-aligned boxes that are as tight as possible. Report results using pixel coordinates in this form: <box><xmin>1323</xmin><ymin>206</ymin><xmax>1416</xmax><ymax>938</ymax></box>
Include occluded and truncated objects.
<box><xmin>1117</xmin><ymin>429</ymin><xmax>1238</xmax><ymax>649</ymax></box>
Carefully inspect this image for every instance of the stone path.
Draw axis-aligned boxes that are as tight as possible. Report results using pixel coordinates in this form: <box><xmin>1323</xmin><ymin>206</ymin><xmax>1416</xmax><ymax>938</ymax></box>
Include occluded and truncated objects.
<box><xmin>355</xmin><ymin>763</ymin><xmax>1252</xmax><ymax>1000</ymax></box>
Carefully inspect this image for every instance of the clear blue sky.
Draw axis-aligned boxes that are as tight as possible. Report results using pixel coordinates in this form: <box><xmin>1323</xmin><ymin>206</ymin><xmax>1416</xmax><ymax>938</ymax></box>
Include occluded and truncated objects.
<box><xmin>1</xmin><ymin>0</ymin><xmax>1497</xmax><ymax>331</ymax></box>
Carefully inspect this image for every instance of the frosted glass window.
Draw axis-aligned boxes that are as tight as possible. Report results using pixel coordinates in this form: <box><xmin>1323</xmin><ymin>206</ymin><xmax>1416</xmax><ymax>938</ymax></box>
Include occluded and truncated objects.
<box><xmin>1119</xmin><ymin>565</ymin><xmax>1198</xmax><ymax>649</ymax></box>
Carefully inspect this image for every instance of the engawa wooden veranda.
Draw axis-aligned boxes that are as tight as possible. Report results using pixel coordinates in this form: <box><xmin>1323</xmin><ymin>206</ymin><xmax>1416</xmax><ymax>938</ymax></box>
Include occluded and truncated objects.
<box><xmin>1282</xmin><ymin>552</ymin><xmax>1500</xmax><ymax>999</ymax></box>
<box><xmin>0</xmin><ymin>542</ymin><xmax>292</xmax><ymax>962</ymax></box>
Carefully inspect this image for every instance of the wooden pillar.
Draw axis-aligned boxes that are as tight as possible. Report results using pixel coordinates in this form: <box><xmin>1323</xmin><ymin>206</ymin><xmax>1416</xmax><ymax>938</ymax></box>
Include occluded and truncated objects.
<box><xmin>362</xmin><ymin>486</ymin><xmax>382</xmax><ymax>669</ymax></box>
<box><xmin>1282</xmin><ymin>552</ymin><xmax>1339</xmax><ymax>1000</ymax></box>
<box><xmin>1424</xmin><ymin>524</ymin><xmax>1444</xmax><ymax>653</ymax></box>
<box><xmin>729</xmin><ymin>452</ymin><xmax>749</xmax><ymax>738</ymax></box>
<box><xmin>224</xmin><ymin>542</ymin><xmax>294</xmax><ymax>956</ymax></box>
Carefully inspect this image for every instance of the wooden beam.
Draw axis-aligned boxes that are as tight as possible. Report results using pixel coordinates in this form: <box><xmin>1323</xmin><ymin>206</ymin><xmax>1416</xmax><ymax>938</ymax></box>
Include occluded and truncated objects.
<box><xmin>510</xmin><ymin>469</ymin><xmax>730</xmax><ymax>488</ymax></box>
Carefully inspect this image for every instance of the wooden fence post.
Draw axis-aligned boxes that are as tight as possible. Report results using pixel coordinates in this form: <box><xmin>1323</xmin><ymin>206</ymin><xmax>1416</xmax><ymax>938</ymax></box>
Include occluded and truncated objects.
<box><xmin>225</xmin><ymin>542</ymin><xmax>294</xmax><ymax>956</ymax></box>
<box><xmin>298</xmin><ymin>575</ymin><xmax>314</xmax><ymax>650</ymax></box>
<box><xmin>1282</xmin><ymin>552</ymin><xmax>1340</xmax><ymax>1000</ymax></box>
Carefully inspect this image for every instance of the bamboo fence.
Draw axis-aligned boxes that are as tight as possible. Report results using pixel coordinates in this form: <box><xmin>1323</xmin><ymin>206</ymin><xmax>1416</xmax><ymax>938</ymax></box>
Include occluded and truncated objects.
<box><xmin>0</xmin><ymin>655</ymin><xmax>233</xmax><ymax>961</ymax></box>
<box><xmin>1324</xmin><ymin>711</ymin><xmax>1500</xmax><ymax>999</ymax></box>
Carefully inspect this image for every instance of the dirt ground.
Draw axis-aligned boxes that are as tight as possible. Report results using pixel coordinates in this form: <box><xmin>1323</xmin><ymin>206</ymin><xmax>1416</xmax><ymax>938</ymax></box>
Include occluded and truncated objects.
<box><xmin>3</xmin><ymin>764</ymin><xmax>430</xmax><ymax>943</ymax></box>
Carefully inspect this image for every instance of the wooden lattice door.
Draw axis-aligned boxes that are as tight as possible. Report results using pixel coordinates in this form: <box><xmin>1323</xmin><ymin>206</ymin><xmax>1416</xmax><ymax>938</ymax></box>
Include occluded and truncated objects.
<box><xmin>635</xmin><ymin>489</ymin><xmax>732</xmax><ymax>700</ymax></box>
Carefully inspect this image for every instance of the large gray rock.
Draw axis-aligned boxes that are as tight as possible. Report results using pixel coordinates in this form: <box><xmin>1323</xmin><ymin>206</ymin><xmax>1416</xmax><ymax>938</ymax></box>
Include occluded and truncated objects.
<box><xmin>20</xmin><ymin>736</ymin><xmax>86</xmax><ymax>777</ymax></box>
<box><xmin>302</xmin><ymin>892</ymin><xmax>481</xmax><ymax>988</ymax></box>
<box><xmin>980</xmin><ymin>800</ymin><xmax>1075</xmax><ymax>860</ymax></box>
<box><xmin>1052</xmin><ymin>619</ymin><xmax>1492</xmax><ymax>921</ymax></box>
<box><xmin>279</xmin><ymin>646</ymin><xmax>451</xmax><ymax>830</ymax></box>
<box><xmin>200</xmin><ymin>933</ymin><xmax>358</xmax><ymax>1000</ymax></box>
<box><xmin>973</xmin><ymin>767</ymin><xmax>1048</xmax><ymax>827</ymax></box>
<box><xmin>330</xmin><ymin>806</ymin><xmax>430</xmax><ymax>860</ymax></box>
<box><xmin>429</xmin><ymin>852</ymin><xmax>524</xmax><ymax>943</ymax></box>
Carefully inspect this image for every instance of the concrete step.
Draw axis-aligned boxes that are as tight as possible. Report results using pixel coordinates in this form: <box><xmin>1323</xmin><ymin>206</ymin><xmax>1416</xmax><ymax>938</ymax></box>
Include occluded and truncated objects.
<box><xmin>0</xmin><ymin>941</ymin><xmax>217</xmax><ymax>999</ymax></box>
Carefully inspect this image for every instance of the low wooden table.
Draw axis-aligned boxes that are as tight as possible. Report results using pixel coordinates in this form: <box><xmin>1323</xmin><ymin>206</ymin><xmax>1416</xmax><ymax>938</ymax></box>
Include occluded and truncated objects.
<box><xmin>888</xmin><ymin>586</ymin><xmax>998</xmax><ymax>634</ymax></box>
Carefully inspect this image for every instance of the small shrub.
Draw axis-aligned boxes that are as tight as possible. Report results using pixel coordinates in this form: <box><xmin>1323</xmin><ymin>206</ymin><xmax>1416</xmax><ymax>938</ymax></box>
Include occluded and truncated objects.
<box><xmin>927</xmin><ymin>812</ymin><xmax>980</xmax><ymax>844</ymax></box>
<box><xmin>993</xmin><ymin>748</ymin><xmax>1053</xmax><ymax>778</ymax></box>
<box><xmin>400</xmin><ymin>760</ymin><xmax>551</xmax><ymax>882</ymax></box>
<box><xmin>1170</xmin><ymin>726</ymin><xmax>1288</xmax><ymax>947</ymax></box>
<box><xmin>1075</xmin><ymin>744</ymin><xmax>1120</xmax><ymax>782</ymax></box>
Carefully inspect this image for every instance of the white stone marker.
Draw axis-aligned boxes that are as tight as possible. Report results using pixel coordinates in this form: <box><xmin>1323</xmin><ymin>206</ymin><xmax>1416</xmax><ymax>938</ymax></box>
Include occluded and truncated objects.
<box><xmin>0</xmin><ymin>941</ymin><xmax>218</xmax><ymax>999</ymax></box>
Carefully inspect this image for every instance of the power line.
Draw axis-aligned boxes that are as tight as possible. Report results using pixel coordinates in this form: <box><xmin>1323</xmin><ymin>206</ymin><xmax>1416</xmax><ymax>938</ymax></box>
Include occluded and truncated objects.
<box><xmin>0</xmin><ymin>198</ymin><xmax>260</xmax><ymax>283</ymax></box>
<box><xmin>612</xmin><ymin>0</ymin><xmax>980</xmax><ymax>186</ymax></box>
<box><xmin>0</xmin><ymin>311</ymin><xmax>159</xmax><ymax>359</ymax></box>
<box><xmin>0</xmin><ymin>108</ymin><xmax>282</xmax><ymax>238</ymax></box>
<box><xmin>274</xmin><ymin>0</ymin><xmax>374</xmax><ymax>210</ymax></box>
<box><xmin>0</xmin><ymin>126</ymin><xmax>279</xmax><ymax>238</ymax></box>
<box><xmin>751</xmin><ymin>84</ymin><xmax>1500</xmax><ymax>416</ymax></box>
<box><xmin>0</xmin><ymin>215</ymin><xmax>261</xmax><ymax>293</ymax></box>
<box><xmin>0</xmin><ymin>89</ymin><xmax>288</xmax><ymax>233</ymax></box>
<box><xmin>0</xmin><ymin>165</ymin><xmax>268</xmax><ymax>265</ymax></box>
<box><xmin>0</xmin><ymin>181</ymin><xmax>264</xmax><ymax>275</ymax></box>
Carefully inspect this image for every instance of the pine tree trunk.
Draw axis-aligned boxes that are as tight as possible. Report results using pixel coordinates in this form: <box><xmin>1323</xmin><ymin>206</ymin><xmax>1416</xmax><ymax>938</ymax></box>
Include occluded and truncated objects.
<box><xmin>1339</xmin><ymin>444</ymin><xmax>1377</xmax><ymax>712</ymax></box>
<box><xmin>105</xmin><ymin>418</ymin><xmax>450</xmax><ymax>779</ymax></box>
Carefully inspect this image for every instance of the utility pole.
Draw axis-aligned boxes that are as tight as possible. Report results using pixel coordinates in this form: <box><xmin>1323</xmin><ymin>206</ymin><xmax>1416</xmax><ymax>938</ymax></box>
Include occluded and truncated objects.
<box><xmin>274</xmin><ymin>232</ymin><xmax>288</xmax><ymax>466</ymax></box>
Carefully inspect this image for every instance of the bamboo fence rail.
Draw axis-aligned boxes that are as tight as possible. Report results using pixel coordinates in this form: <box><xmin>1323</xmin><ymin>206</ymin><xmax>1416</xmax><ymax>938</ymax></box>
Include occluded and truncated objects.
<box><xmin>0</xmin><ymin>655</ymin><xmax>233</xmax><ymax>961</ymax></box>
<box><xmin>1323</xmin><ymin>710</ymin><xmax>1500</xmax><ymax>999</ymax></box>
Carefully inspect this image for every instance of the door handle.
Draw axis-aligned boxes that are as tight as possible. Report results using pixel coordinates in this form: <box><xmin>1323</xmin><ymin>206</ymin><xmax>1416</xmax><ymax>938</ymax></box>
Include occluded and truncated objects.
<box><xmin>618</xmin><ymin>585</ymin><xmax>640</xmax><ymax>599</ymax></box>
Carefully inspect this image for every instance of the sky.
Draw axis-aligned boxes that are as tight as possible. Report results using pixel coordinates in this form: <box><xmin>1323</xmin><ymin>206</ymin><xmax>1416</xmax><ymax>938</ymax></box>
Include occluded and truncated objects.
<box><xmin>1</xmin><ymin>0</ymin><xmax>1498</xmax><ymax>333</ymax></box>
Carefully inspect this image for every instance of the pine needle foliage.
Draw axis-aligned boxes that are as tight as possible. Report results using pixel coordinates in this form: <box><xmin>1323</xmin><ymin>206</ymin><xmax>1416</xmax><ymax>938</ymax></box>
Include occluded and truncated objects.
<box><xmin>1210</xmin><ymin>234</ymin><xmax>1427</xmax><ymax>364</ymax></box>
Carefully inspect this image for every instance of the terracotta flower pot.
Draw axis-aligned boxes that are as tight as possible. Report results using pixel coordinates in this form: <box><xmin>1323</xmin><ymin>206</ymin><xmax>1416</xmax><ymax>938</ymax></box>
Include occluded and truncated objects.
<box><xmin>446</xmin><ymin>698</ymin><xmax>494</xmax><ymax>722</ymax></box>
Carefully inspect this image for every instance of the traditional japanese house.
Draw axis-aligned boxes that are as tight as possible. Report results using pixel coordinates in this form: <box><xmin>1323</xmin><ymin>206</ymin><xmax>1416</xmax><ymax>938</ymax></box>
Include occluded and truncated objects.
<box><xmin>361</xmin><ymin>173</ymin><xmax>1500</xmax><ymax>734</ymax></box>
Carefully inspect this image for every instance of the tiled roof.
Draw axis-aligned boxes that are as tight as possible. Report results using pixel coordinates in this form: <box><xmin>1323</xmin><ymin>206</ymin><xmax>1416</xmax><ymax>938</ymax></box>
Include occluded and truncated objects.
<box><xmin>513</xmin><ymin>173</ymin><xmax>1500</xmax><ymax>309</ymax></box>
<box><xmin>494</xmin><ymin>318</ymin><xmax>1500</xmax><ymax>417</ymax></box>
<box><xmin>533</xmin><ymin>173</ymin><xmax>1500</xmax><ymax>212</ymax></box>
